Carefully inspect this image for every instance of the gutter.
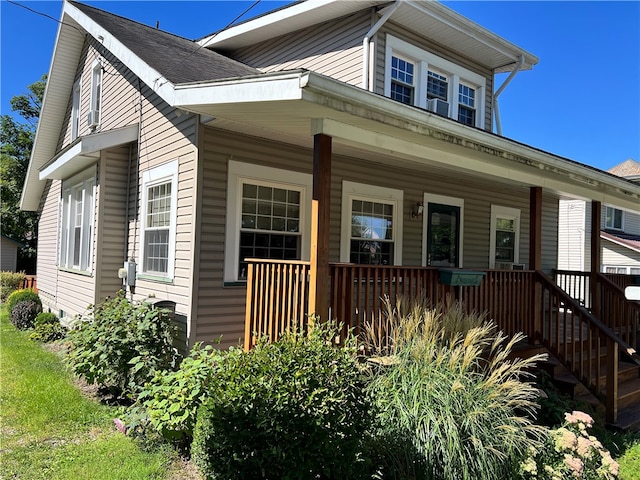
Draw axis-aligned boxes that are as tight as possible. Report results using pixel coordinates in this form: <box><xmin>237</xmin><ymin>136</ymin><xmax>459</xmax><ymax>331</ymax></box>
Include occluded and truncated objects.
<box><xmin>361</xmin><ymin>1</ymin><xmax>401</xmax><ymax>91</ymax></box>
<box><xmin>493</xmin><ymin>55</ymin><xmax>525</xmax><ymax>136</ymax></box>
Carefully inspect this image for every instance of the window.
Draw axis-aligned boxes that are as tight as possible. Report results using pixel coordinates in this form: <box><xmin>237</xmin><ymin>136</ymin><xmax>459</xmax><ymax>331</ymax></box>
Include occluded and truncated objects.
<box><xmin>340</xmin><ymin>181</ymin><xmax>403</xmax><ymax>265</ymax></box>
<box><xmin>604</xmin><ymin>206</ymin><xmax>623</xmax><ymax>230</ymax></box>
<box><xmin>489</xmin><ymin>205</ymin><xmax>520</xmax><ymax>268</ymax></box>
<box><xmin>458</xmin><ymin>83</ymin><xmax>476</xmax><ymax>126</ymax></box>
<box><xmin>140</xmin><ymin>160</ymin><xmax>178</xmax><ymax>279</ymax></box>
<box><xmin>90</xmin><ymin>60</ymin><xmax>102</xmax><ymax>127</ymax></box>
<box><xmin>390</xmin><ymin>56</ymin><xmax>415</xmax><ymax>105</ymax></box>
<box><xmin>59</xmin><ymin>168</ymin><xmax>95</xmax><ymax>272</ymax></box>
<box><xmin>604</xmin><ymin>266</ymin><xmax>640</xmax><ymax>275</ymax></box>
<box><xmin>225</xmin><ymin>161</ymin><xmax>313</xmax><ymax>283</ymax></box>
<box><xmin>385</xmin><ymin>35</ymin><xmax>486</xmax><ymax>128</ymax></box>
<box><xmin>71</xmin><ymin>79</ymin><xmax>81</xmax><ymax>140</ymax></box>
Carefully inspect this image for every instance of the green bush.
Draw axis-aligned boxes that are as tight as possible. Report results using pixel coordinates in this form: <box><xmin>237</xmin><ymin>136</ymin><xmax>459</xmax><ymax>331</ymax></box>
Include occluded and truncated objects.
<box><xmin>137</xmin><ymin>342</ymin><xmax>223</xmax><ymax>449</ymax></box>
<box><xmin>191</xmin><ymin>321</ymin><xmax>371</xmax><ymax>480</ymax></box>
<box><xmin>10</xmin><ymin>300</ymin><xmax>42</xmax><ymax>330</ymax></box>
<box><xmin>29</xmin><ymin>312</ymin><xmax>66</xmax><ymax>342</ymax></box>
<box><xmin>6</xmin><ymin>288</ymin><xmax>41</xmax><ymax>316</ymax></box>
<box><xmin>0</xmin><ymin>271</ymin><xmax>26</xmax><ymax>301</ymax></box>
<box><xmin>364</xmin><ymin>297</ymin><xmax>546</xmax><ymax>480</ymax></box>
<box><xmin>66</xmin><ymin>291</ymin><xmax>180</xmax><ymax>398</ymax></box>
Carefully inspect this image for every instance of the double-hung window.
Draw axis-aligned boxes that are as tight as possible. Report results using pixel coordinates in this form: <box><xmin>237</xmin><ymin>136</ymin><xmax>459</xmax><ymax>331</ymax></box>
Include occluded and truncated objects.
<box><xmin>489</xmin><ymin>205</ymin><xmax>520</xmax><ymax>269</ymax></box>
<box><xmin>140</xmin><ymin>160</ymin><xmax>178</xmax><ymax>279</ymax></box>
<box><xmin>71</xmin><ymin>79</ymin><xmax>81</xmax><ymax>140</ymax></box>
<box><xmin>340</xmin><ymin>181</ymin><xmax>403</xmax><ymax>265</ymax></box>
<box><xmin>89</xmin><ymin>60</ymin><xmax>102</xmax><ymax>128</ymax></box>
<box><xmin>59</xmin><ymin>168</ymin><xmax>95</xmax><ymax>272</ymax></box>
<box><xmin>225</xmin><ymin>161</ymin><xmax>312</xmax><ymax>283</ymax></box>
<box><xmin>385</xmin><ymin>35</ymin><xmax>486</xmax><ymax>128</ymax></box>
<box><xmin>604</xmin><ymin>206</ymin><xmax>623</xmax><ymax>230</ymax></box>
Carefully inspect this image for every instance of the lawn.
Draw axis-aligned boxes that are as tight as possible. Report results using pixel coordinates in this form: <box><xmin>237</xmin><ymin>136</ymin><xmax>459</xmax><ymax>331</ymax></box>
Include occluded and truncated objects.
<box><xmin>0</xmin><ymin>306</ymin><xmax>173</xmax><ymax>480</ymax></box>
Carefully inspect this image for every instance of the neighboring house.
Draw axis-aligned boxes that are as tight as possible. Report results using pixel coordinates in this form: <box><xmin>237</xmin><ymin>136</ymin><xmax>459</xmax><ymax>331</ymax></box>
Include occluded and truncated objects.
<box><xmin>0</xmin><ymin>235</ymin><xmax>24</xmax><ymax>272</ymax></box>
<box><xmin>558</xmin><ymin>159</ymin><xmax>640</xmax><ymax>275</ymax></box>
<box><xmin>20</xmin><ymin>0</ymin><xmax>640</xmax><ymax>352</ymax></box>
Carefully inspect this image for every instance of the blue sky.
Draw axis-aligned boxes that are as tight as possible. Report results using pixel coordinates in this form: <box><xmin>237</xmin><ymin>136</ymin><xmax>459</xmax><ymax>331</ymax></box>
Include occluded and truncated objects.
<box><xmin>1</xmin><ymin>1</ymin><xmax>638</xmax><ymax>173</ymax></box>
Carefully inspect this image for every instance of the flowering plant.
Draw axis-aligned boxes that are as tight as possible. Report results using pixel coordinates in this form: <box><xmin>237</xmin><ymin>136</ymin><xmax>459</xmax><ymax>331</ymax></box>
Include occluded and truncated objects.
<box><xmin>520</xmin><ymin>411</ymin><xmax>619</xmax><ymax>479</ymax></box>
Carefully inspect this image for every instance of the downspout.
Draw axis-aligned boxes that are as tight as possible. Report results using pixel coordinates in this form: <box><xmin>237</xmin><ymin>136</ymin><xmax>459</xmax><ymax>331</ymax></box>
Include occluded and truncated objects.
<box><xmin>493</xmin><ymin>54</ymin><xmax>525</xmax><ymax>136</ymax></box>
<box><xmin>361</xmin><ymin>1</ymin><xmax>401</xmax><ymax>91</ymax></box>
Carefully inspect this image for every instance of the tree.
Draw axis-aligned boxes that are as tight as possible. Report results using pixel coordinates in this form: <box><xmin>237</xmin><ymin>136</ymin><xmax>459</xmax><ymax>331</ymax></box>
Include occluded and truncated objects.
<box><xmin>1</xmin><ymin>74</ymin><xmax>46</xmax><ymax>273</ymax></box>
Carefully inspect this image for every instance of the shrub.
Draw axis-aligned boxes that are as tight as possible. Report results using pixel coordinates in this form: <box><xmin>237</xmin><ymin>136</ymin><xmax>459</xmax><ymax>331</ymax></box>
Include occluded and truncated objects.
<box><xmin>66</xmin><ymin>291</ymin><xmax>180</xmax><ymax>398</ymax></box>
<box><xmin>519</xmin><ymin>411</ymin><xmax>619</xmax><ymax>479</ymax></box>
<box><xmin>6</xmin><ymin>288</ymin><xmax>41</xmax><ymax>316</ymax></box>
<box><xmin>10</xmin><ymin>300</ymin><xmax>42</xmax><ymax>330</ymax></box>
<box><xmin>29</xmin><ymin>312</ymin><xmax>66</xmax><ymax>342</ymax></box>
<box><xmin>136</xmin><ymin>342</ymin><xmax>223</xmax><ymax>449</ymax></box>
<box><xmin>0</xmin><ymin>271</ymin><xmax>26</xmax><ymax>301</ymax></box>
<box><xmin>191</xmin><ymin>321</ymin><xmax>371</xmax><ymax>480</ymax></box>
<box><xmin>364</xmin><ymin>297</ymin><xmax>546</xmax><ymax>480</ymax></box>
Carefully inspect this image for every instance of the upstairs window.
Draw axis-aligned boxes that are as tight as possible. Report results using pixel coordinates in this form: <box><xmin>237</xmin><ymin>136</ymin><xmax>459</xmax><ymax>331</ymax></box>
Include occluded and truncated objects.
<box><xmin>458</xmin><ymin>83</ymin><xmax>476</xmax><ymax>126</ymax></box>
<box><xmin>390</xmin><ymin>56</ymin><xmax>415</xmax><ymax>105</ymax></box>
<box><xmin>140</xmin><ymin>160</ymin><xmax>178</xmax><ymax>280</ymax></box>
<box><xmin>71</xmin><ymin>79</ymin><xmax>81</xmax><ymax>140</ymax></box>
<box><xmin>89</xmin><ymin>60</ymin><xmax>102</xmax><ymax>128</ymax></box>
<box><xmin>385</xmin><ymin>35</ymin><xmax>486</xmax><ymax>128</ymax></box>
<box><xmin>604</xmin><ymin>206</ymin><xmax>623</xmax><ymax>230</ymax></box>
<box><xmin>59</xmin><ymin>168</ymin><xmax>95</xmax><ymax>272</ymax></box>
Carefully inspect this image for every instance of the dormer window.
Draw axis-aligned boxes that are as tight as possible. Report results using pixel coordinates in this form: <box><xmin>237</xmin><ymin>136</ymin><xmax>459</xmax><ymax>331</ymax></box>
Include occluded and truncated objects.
<box><xmin>390</xmin><ymin>56</ymin><xmax>415</xmax><ymax>105</ymax></box>
<box><xmin>89</xmin><ymin>60</ymin><xmax>102</xmax><ymax>129</ymax></box>
<box><xmin>385</xmin><ymin>35</ymin><xmax>486</xmax><ymax>129</ymax></box>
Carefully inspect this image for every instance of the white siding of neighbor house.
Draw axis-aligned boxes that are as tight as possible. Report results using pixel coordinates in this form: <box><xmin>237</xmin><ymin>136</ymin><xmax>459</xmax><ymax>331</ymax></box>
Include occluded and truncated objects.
<box><xmin>602</xmin><ymin>240</ymin><xmax>640</xmax><ymax>268</ymax></box>
<box><xmin>226</xmin><ymin>10</ymin><xmax>372</xmax><ymax>87</ymax></box>
<box><xmin>195</xmin><ymin>127</ymin><xmax>559</xmax><ymax>348</ymax></box>
<box><xmin>374</xmin><ymin>23</ymin><xmax>494</xmax><ymax>131</ymax></box>
<box><xmin>558</xmin><ymin>199</ymin><xmax>587</xmax><ymax>271</ymax></box>
<box><xmin>601</xmin><ymin>205</ymin><xmax>640</xmax><ymax>236</ymax></box>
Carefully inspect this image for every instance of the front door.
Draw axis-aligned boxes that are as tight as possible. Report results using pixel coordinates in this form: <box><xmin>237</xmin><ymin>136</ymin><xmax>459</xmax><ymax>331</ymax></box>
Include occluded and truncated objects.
<box><xmin>426</xmin><ymin>202</ymin><xmax>460</xmax><ymax>267</ymax></box>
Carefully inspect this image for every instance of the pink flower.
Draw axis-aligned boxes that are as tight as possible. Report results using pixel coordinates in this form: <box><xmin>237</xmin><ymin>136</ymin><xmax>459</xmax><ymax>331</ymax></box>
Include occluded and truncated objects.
<box><xmin>565</xmin><ymin>410</ymin><xmax>593</xmax><ymax>427</ymax></box>
<box><xmin>576</xmin><ymin>436</ymin><xmax>593</xmax><ymax>457</ymax></box>
<box><xmin>564</xmin><ymin>454</ymin><xmax>584</xmax><ymax>477</ymax></box>
<box><xmin>554</xmin><ymin>427</ymin><xmax>578</xmax><ymax>450</ymax></box>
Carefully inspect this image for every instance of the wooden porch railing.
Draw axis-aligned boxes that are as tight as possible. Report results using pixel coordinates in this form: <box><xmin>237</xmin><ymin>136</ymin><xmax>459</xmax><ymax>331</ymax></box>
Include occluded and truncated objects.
<box><xmin>604</xmin><ymin>273</ymin><xmax>640</xmax><ymax>291</ymax></box>
<box><xmin>537</xmin><ymin>271</ymin><xmax>640</xmax><ymax>423</ymax></box>
<box><xmin>18</xmin><ymin>275</ymin><xmax>37</xmax><ymax>292</ymax></box>
<box><xmin>555</xmin><ymin>270</ymin><xmax>640</xmax><ymax>349</ymax></box>
<box><xmin>244</xmin><ymin>259</ymin><xmax>312</xmax><ymax>351</ymax></box>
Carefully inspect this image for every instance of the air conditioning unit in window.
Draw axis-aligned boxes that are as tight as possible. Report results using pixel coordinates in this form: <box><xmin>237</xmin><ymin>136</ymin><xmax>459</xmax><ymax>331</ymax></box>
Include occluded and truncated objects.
<box><xmin>87</xmin><ymin>110</ymin><xmax>100</xmax><ymax>128</ymax></box>
<box><xmin>427</xmin><ymin>98</ymin><xmax>449</xmax><ymax>117</ymax></box>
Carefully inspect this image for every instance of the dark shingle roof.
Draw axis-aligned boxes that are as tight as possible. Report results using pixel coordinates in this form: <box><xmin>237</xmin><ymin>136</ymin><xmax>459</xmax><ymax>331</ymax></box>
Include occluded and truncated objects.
<box><xmin>70</xmin><ymin>1</ymin><xmax>260</xmax><ymax>84</ymax></box>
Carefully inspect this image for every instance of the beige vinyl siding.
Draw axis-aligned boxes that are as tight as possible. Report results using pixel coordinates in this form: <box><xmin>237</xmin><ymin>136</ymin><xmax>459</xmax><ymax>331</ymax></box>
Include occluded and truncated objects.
<box><xmin>36</xmin><ymin>180</ymin><xmax>61</xmax><ymax>312</ymax></box>
<box><xmin>95</xmin><ymin>146</ymin><xmax>129</xmax><ymax>301</ymax></box>
<box><xmin>558</xmin><ymin>199</ymin><xmax>587</xmax><ymax>271</ymax></box>
<box><xmin>123</xmin><ymin>88</ymin><xmax>199</xmax><ymax>322</ymax></box>
<box><xmin>227</xmin><ymin>11</ymin><xmax>371</xmax><ymax>87</ymax></box>
<box><xmin>373</xmin><ymin>23</ymin><xmax>494</xmax><ymax>131</ymax></box>
<box><xmin>196</xmin><ymin>128</ymin><xmax>559</xmax><ymax>347</ymax></box>
<box><xmin>602</xmin><ymin>240</ymin><xmax>640</xmax><ymax>267</ymax></box>
<box><xmin>58</xmin><ymin>38</ymin><xmax>140</xmax><ymax>151</ymax></box>
<box><xmin>601</xmin><ymin>206</ymin><xmax>640</xmax><ymax>235</ymax></box>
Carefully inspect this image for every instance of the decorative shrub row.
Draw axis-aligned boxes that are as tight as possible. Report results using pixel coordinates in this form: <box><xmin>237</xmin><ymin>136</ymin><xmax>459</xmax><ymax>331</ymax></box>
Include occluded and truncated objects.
<box><xmin>0</xmin><ymin>271</ymin><xmax>26</xmax><ymax>301</ymax></box>
<box><xmin>66</xmin><ymin>290</ymin><xmax>181</xmax><ymax>398</ymax></box>
<box><xmin>6</xmin><ymin>288</ymin><xmax>42</xmax><ymax>330</ymax></box>
<box><xmin>29</xmin><ymin>312</ymin><xmax>66</xmax><ymax>342</ymax></box>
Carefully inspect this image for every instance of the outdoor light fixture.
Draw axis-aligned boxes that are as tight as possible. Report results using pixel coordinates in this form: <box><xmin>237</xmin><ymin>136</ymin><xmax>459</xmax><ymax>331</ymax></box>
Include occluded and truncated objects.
<box><xmin>411</xmin><ymin>202</ymin><xmax>424</xmax><ymax>219</ymax></box>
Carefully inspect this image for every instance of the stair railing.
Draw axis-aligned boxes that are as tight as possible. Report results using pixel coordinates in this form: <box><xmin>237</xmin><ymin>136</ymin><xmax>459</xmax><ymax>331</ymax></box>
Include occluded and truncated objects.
<box><xmin>536</xmin><ymin>271</ymin><xmax>640</xmax><ymax>424</ymax></box>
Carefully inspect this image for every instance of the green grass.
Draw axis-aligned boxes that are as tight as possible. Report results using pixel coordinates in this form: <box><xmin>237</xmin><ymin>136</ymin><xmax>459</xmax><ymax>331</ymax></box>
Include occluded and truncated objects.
<box><xmin>0</xmin><ymin>306</ymin><xmax>171</xmax><ymax>479</ymax></box>
<box><xmin>616</xmin><ymin>436</ymin><xmax>640</xmax><ymax>480</ymax></box>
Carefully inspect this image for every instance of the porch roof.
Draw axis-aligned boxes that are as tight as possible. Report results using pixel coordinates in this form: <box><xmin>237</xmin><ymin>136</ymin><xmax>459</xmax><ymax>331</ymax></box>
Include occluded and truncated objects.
<box><xmin>174</xmin><ymin>69</ymin><xmax>640</xmax><ymax>212</ymax></box>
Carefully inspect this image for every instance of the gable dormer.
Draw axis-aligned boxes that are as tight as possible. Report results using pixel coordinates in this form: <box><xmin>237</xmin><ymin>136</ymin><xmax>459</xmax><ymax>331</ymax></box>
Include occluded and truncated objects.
<box><xmin>200</xmin><ymin>0</ymin><xmax>537</xmax><ymax>134</ymax></box>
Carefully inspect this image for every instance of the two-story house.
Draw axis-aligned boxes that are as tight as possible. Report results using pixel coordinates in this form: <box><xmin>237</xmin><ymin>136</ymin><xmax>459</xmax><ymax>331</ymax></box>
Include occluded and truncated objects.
<box><xmin>20</xmin><ymin>0</ymin><xmax>640</xmax><ymax>425</ymax></box>
<box><xmin>559</xmin><ymin>159</ymin><xmax>640</xmax><ymax>277</ymax></box>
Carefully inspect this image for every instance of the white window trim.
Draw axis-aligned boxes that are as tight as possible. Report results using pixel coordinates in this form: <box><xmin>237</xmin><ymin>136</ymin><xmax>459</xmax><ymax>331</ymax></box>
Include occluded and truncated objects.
<box><xmin>139</xmin><ymin>159</ymin><xmax>179</xmax><ymax>280</ymax></box>
<box><xmin>603</xmin><ymin>266</ymin><xmax>640</xmax><ymax>275</ymax></box>
<box><xmin>604</xmin><ymin>206</ymin><xmax>624</xmax><ymax>231</ymax></box>
<box><xmin>340</xmin><ymin>181</ymin><xmax>403</xmax><ymax>265</ymax></box>
<box><xmin>489</xmin><ymin>205</ymin><xmax>521</xmax><ymax>268</ymax></box>
<box><xmin>90</xmin><ymin>59</ymin><xmax>102</xmax><ymax>127</ymax></box>
<box><xmin>71</xmin><ymin>79</ymin><xmax>81</xmax><ymax>141</ymax></box>
<box><xmin>224</xmin><ymin>160</ymin><xmax>313</xmax><ymax>283</ymax></box>
<box><xmin>384</xmin><ymin>34</ymin><xmax>486</xmax><ymax>128</ymax></box>
<box><xmin>421</xmin><ymin>193</ymin><xmax>464</xmax><ymax>267</ymax></box>
<box><xmin>58</xmin><ymin>166</ymin><xmax>96</xmax><ymax>273</ymax></box>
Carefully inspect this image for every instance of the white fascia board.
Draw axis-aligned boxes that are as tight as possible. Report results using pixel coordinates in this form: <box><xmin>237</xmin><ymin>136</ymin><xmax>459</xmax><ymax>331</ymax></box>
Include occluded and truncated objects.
<box><xmin>64</xmin><ymin>1</ymin><xmax>176</xmax><ymax>105</ymax></box>
<box><xmin>39</xmin><ymin>125</ymin><xmax>139</xmax><ymax>180</ymax></box>
<box><xmin>174</xmin><ymin>72</ymin><xmax>307</xmax><ymax>107</ymax></box>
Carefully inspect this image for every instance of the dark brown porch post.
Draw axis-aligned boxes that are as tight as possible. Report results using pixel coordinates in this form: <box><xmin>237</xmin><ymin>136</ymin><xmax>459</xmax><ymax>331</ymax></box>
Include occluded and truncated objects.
<box><xmin>530</xmin><ymin>187</ymin><xmax>543</xmax><ymax>342</ymax></box>
<box><xmin>313</xmin><ymin>133</ymin><xmax>331</xmax><ymax>320</ymax></box>
<box><xmin>590</xmin><ymin>201</ymin><xmax>602</xmax><ymax>317</ymax></box>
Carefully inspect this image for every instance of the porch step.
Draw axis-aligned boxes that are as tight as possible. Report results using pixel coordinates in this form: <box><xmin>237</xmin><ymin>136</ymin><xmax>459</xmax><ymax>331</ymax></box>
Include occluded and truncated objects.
<box><xmin>610</xmin><ymin>404</ymin><xmax>640</xmax><ymax>432</ymax></box>
<box><xmin>617</xmin><ymin>378</ymin><xmax>640</xmax><ymax>411</ymax></box>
